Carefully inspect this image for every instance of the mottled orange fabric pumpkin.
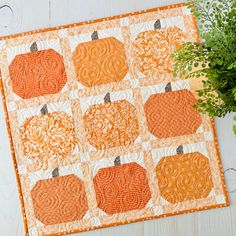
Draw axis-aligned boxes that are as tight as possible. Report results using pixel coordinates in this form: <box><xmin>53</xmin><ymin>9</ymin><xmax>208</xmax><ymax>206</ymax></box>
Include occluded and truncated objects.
<box><xmin>20</xmin><ymin>106</ymin><xmax>76</xmax><ymax>159</ymax></box>
<box><xmin>144</xmin><ymin>83</ymin><xmax>201</xmax><ymax>138</ymax></box>
<box><xmin>83</xmin><ymin>93</ymin><xmax>140</xmax><ymax>150</ymax></box>
<box><xmin>133</xmin><ymin>26</ymin><xmax>187</xmax><ymax>77</ymax></box>
<box><xmin>156</xmin><ymin>146</ymin><xmax>213</xmax><ymax>204</ymax></box>
<box><xmin>31</xmin><ymin>169</ymin><xmax>88</xmax><ymax>225</ymax></box>
<box><xmin>72</xmin><ymin>32</ymin><xmax>128</xmax><ymax>87</ymax></box>
<box><xmin>93</xmin><ymin>157</ymin><xmax>151</xmax><ymax>214</ymax></box>
<box><xmin>9</xmin><ymin>42</ymin><xmax>67</xmax><ymax>99</ymax></box>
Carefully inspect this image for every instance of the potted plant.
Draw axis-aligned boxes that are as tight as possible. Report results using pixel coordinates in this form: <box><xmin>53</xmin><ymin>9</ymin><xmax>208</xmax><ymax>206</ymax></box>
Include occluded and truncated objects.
<box><xmin>172</xmin><ymin>0</ymin><xmax>236</xmax><ymax>134</ymax></box>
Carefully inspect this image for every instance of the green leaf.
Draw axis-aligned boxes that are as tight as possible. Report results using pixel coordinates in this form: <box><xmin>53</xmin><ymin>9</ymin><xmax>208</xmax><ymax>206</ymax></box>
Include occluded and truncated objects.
<box><xmin>228</xmin><ymin>62</ymin><xmax>236</xmax><ymax>70</ymax></box>
<box><xmin>233</xmin><ymin>125</ymin><xmax>236</xmax><ymax>135</ymax></box>
<box><xmin>232</xmin><ymin>89</ymin><xmax>236</xmax><ymax>101</ymax></box>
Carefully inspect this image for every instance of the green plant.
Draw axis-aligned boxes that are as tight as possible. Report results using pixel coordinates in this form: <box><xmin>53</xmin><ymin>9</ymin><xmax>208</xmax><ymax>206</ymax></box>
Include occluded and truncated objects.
<box><xmin>233</xmin><ymin>115</ymin><xmax>236</xmax><ymax>134</ymax></box>
<box><xmin>172</xmin><ymin>0</ymin><xmax>236</xmax><ymax>134</ymax></box>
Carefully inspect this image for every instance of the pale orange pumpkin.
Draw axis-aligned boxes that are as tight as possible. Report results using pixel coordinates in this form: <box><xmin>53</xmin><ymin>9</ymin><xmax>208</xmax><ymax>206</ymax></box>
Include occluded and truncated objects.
<box><xmin>133</xmin><ymin>21</ymin><xmax>187</xmax><ymax>77</ymax></box>
<box><xmin>72</xmin><ymin>31</ymin><xmax>128</xmax><ymax>87</ymax></box>
<box><xmin>20</xmin><ymin>104</ymin><xmax>76</xmax><ymax>159</ymax></box>
<box><xmin>83</xmin><ymin>93</ymin><xmax>140</xmax><ymax>150</ymax></box>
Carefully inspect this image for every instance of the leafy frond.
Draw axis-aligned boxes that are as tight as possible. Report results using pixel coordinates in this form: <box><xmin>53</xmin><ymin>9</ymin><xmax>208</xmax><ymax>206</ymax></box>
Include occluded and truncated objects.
<box><xmin>173</xmin><ymin>0</ymin><xmax>236</xmax><ymax>118</ymax></box>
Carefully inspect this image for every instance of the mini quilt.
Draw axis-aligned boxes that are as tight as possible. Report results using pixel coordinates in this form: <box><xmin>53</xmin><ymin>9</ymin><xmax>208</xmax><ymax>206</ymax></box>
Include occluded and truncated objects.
<box><xmin>0</xmin><ymin>3</ymin><xmax>229</xmax><ymax>236</ymax></box>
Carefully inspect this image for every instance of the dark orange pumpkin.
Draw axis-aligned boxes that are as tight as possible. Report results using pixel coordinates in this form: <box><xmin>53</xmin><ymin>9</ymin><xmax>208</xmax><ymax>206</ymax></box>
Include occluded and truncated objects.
<box><xmin>31</xmin><ymin>168</ymin><xmax>88</xmax><ymax>225</ymax></box>
<box><xmin>72</xmin><ymin>31</ymin><xmax>128</xmax><ymax>87</ymax></box>
<box><xmin>144</xmin><ymin>83</ymin><xmax>201</xmax><ymax>138</ymax></box>
<box><xmin>93</xmin><ymin>157</ymin><xmax>151</xmax><ymax>214</ymax></box>
<box><xmin>83</xmin><ymin>93</ymin><xmax>140</xmax><ymax>150</ymax></box>
<box><xmin>9</xmin><ymin>42</ymin><xmax>67</xmax><ymax>99</ymax></box>
<box><xmin>156</xmin><ymin>145</ymin><xmax>213</xmax><ymax>204</ymax></box>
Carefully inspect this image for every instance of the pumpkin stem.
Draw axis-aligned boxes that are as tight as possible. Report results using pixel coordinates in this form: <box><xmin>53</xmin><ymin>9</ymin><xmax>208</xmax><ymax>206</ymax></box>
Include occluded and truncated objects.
<box><xmin>165</xmin><ymin>82</ymin><xmax>172</xmax><ymax>92</ymax></box>
<box><xmin>104</xmin><ymin>93</ymin><xmax>111</xmax><ymax>103</ymax></box>
<box><xmin>52</xmin><ymin>167</ymin><xmax>59</xmax><ymax>178</ymax></box>
<box><xmin>154</xmin><ymin>19</ymin><xmax>161</xmax><ymax>30</ymax></box>
<box><xmin>114</xmin><ymin>156</ymin><xmax>121</xmax><ymax>166</ymax></box>
<box><xmin>30</xmin><ymin>42</ymin><xmax>38</xmax><ymax>52</ymax></box>
<box><xmin>91</xmin><ymin>31</ymin><xmax>99</xmax><ymax>40</ymax></box>
<box><xmin>176</xmin><ymin>145</ymin><xmax>184</xmax><ymax>154</ymax></box>
<box><xmin>40</xmin><ymin>104</ymin><xmax>48</xmax><ymax>115</ymax></box>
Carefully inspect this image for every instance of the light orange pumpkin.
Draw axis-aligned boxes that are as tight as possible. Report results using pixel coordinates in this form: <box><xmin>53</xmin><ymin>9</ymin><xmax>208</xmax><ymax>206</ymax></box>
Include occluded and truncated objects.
<box><xmin>9</xmin><ymin>42</ymin><xmax>67</xmax><ymax>99</ymax></box>
<box><xmin>144</xmin><ymin>83</ymin><xmax>201</xmax><ymax>138</ymax></box>
<box><xmin>156</xmin><ymin>145</ymin><xmax>213</xmax><ymax>204</ymax></box>
<box><xmin>93</xmin><ymin>156</ymin><xmax>151</xmax><ymax>214</ymax></box>
<box><xmin>31</xmin><ymin>168</ymin><xmax>88</xmax><ymax>225</ymax></box>
<box><xmin>72</xmin><ymin>31</ymin><xmax>128</xmax><ymax>87</ymax></box>
<box><xmin>20</xmin><ymin>104</ymin><xmax>76</xmax><ymax>159</ymax></box>
<box><xmin>133</xmin><ymin>21</ymin><xmax>187</xmax><ymax>77</ymax></box>
<box><xmin>83</xmin><ymin>93</ymin><xmax>140</xmax><ymax>150</ymax></box>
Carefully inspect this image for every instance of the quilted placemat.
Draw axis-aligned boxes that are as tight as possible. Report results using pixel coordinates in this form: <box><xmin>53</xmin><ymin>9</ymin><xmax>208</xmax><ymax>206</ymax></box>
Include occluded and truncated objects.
<box><xmin>0</xmin><ymin>2</ymin><xmax>229</xmax><ymax>236</ymax></box>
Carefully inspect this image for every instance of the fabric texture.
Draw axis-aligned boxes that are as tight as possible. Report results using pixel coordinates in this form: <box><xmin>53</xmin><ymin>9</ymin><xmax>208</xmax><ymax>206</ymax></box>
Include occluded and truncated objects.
<box><xmin>0</xmin><ymin>2</ymin><xmax>229</xmax><ymax>236</ymax></box>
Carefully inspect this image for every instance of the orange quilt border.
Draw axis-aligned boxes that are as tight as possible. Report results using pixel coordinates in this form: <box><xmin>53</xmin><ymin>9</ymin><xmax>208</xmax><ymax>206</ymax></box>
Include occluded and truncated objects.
<box><xmin>0</xmin><ymin>2</ymin><xmax>229</xmax><ymax>236</ymax></box>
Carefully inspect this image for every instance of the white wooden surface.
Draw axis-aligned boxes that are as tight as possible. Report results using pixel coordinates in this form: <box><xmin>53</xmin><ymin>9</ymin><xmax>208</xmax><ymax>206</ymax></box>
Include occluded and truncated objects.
<box><xmin>0</xmin><ymin>0</ymin><xmax>235</xmax><ymax>235</ymax></box>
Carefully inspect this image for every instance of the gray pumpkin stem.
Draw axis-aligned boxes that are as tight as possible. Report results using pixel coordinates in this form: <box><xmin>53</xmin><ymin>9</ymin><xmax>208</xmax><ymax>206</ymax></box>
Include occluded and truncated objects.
<box><xmin>114</xmin><ymin>156</ymin><xmax>121</xmax><ymax>166</ymax></box>
<box><xmin>176</xmin><ymin>145</ymin><xmax>184</xmax><ymax>155</ymax></box>
<box><xmin>52</xmin><ymin>167</ymin><xmax>59</xmax><ymax>178</ymax></box>
<box><xmin>165</xmin><ymin>82</ymin><xmax>172</xmax><ymax>92</ymax></box>
<box><xmin>91</xmin><ymin>31</ymin><xmax>99</xmax><ymax>40</ymax></box>
<box><xmin>154</xmin><ymin>19</ymin><xmax>161</xmax><ymax>30</ymax></box>
<box><xmin>40</xmin><ymin>104</ymin><xmax>48</xmax><ymax>115</ymax></box>
<box><xmin>30</xmin><ymin>42</ymin><xmax>38</xmax><ymax>52</ymax></box>
<box><xmin>104</xmin><ymin>93</ymin><xmax>111</xmax><ymax>103</ymax></box>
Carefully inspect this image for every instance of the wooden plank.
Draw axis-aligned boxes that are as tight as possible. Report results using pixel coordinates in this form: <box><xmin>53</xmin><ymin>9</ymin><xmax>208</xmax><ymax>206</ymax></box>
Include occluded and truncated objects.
<box><xmin>49</xmin><ymin>0</ymin><xmax>181</xmax><ymax>26</ymax></box>
<box><xmin>197</xmin><ymin>207</ymin><xmax>235</xmax><ymax>236</ymax></box>
<box><xmin>0</xmin><ymin>0</ymin><xmax>50</xmax><ymax>36</ymax></box>
<box><xmin>78</xmin><ymin>223</ymin><xmax>143</xmax><ymax>236</ymax></box>
<box><xmin>0</xmin><ymin>1</ymin><xmax>50</xmax><ymax>235</ymax></box>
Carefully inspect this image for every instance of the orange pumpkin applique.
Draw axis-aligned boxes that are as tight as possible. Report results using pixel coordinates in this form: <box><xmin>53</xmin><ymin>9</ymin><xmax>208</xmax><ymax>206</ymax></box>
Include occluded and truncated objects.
<box><xmin>9</xmin><ymin>42</ymin><xmax>67</xmax><ymax>99</ymax></box>
<box><xmin>20</xmin><ymin>104</ymin><xmax>76</xmax><ymax>159</ymax></box>
<box><xmin>144</xmin><ymin>83</ymin><xmax>201</xmax><ymax>138</ymax></box>
<box><xmin>156</xmin><ymin>145</ymin><xmax>213</xmax><ymax>204</ymax></box>
<box><xmin>72</xmin><ymin>31</ymin><xmax>129</xmax><ymax>87</ymax></box>
<box><xmin>93</xmin><ymin>156</ymin><xmax>151</xmax><ymax>214</ymax></box>
<box><xmin>133</xmin><ymin>21</ymin><xmax>187</xmax><ymax>77</ymax></box>
<box><xmin>83</xmin><ymin>93</ymin><xmax>140</xmax><ymax>150</ymax></box>
<box><xmin>31</xmin><ymin>168</ymin><xmax>88</xmax><ymax>225</ymax></box>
